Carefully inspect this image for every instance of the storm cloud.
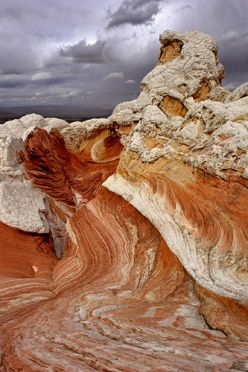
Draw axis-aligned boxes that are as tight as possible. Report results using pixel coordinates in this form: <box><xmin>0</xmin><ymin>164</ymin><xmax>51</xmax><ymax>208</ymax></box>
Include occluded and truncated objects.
<box><xmin>0</xmin><ymin>0</ymin><xmax>247</xmax><ymax>116</ymax></box>
<box><xmin>106</xmin><ymin>0</ymin><xmax>162</xmax><ymax>28</ymax></box>
<box><xmin>60</xmin><ymin>39</ymin><xmax>107</xmax><ymax>64</ymax></box>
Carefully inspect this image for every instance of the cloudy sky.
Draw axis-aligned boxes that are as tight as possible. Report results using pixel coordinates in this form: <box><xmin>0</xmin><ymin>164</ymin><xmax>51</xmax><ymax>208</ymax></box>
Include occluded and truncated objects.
<box><xmin>0</xmin><ymin>0</ymin><xmax>248</xmax><ymax>115</ymax></box>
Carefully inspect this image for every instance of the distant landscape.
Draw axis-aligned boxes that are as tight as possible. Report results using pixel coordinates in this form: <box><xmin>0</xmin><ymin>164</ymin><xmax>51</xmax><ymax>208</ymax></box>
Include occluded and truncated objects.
<box><xmin>0</xmin><ymin>105</ymin><xmax>112</xmax><ymax>124</ymax></box>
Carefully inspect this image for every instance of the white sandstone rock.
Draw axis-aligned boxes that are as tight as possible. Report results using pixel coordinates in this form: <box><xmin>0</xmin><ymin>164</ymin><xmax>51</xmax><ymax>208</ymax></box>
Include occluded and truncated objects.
<box><xmin>0</xmin><ymin>174</ymin><xmax>49</xmax><ymax>233</ymax></box>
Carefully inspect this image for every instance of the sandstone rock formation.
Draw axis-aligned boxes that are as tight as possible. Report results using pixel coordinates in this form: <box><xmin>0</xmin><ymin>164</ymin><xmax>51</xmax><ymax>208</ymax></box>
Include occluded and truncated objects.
<box><xmin>0</xmin><ymin>30</ymin><xmax>248</xmax><ymax>371</ymax></box>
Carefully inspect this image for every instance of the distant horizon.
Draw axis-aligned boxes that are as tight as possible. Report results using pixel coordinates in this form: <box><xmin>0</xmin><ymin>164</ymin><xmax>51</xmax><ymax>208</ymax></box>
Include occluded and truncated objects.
<box><xmin>0</xmin><ymin>104</ymin><xmax>114</xmax><ymax>120</ymax></box>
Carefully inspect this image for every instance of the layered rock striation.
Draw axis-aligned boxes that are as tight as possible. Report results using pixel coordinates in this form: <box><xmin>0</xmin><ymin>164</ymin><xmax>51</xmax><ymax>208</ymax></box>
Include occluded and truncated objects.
<box><xmin>0</xmin><ymin>31</ymin><xmax>247</xmax><ymax>371</ymax></box>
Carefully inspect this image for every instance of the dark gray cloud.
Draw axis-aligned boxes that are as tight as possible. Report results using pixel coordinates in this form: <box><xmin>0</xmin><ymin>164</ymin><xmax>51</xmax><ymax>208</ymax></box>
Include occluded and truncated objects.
<box><xmin>0</xmin><ymin>0</ymin><xmax>248</xmax><ymax>114</ymax></box>
<box><xmin>218</xmin><ymin>30</ymin><xmax>248</xmax><ymax>89</ymax></box>
<box><xmin>60</xmin><ymin>39</ymin><xmax>107</xmax><ymax>64</ymax></box>
<box><xmin>106</xmin><ymin>0</ymin><xmax>162</xmax><ymax>28</ymax></box>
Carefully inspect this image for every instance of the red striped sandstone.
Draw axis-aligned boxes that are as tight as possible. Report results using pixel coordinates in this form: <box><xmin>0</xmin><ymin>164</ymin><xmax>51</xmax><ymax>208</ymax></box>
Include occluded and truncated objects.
<box><xmin>0</xmin><ymin>30</ymin><xmax>247</xmax><ymax>371</ymax></box>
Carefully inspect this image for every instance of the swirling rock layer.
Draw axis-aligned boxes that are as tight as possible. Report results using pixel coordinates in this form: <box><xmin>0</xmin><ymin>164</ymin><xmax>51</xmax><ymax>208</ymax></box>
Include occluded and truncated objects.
<box><xmin>0</xmin><ymin>31</ymin><xmax>248</xmax><ymax>371</ymax></box>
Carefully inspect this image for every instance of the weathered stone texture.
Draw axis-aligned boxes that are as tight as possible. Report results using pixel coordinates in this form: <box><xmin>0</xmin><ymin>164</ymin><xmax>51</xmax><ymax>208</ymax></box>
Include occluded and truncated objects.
<box><xmin>0</xmin><ymin>30</ymin><xmax>247</xmax><ymax>371</ymax></box>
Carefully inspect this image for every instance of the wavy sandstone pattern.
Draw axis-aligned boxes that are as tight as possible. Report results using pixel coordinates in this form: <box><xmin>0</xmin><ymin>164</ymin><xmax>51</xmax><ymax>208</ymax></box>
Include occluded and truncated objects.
<box><xmin>0</xmin><ymin>30</ymin><xmax>248</xmax><ymax>371</ymax></box>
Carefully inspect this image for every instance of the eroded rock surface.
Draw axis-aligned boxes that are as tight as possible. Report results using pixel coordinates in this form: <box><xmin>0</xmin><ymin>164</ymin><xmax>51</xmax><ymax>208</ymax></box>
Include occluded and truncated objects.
<box><xmin>0</xmin><ymin>30</ymin><xmax>247</xmax><ymax>371</ymax></box>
